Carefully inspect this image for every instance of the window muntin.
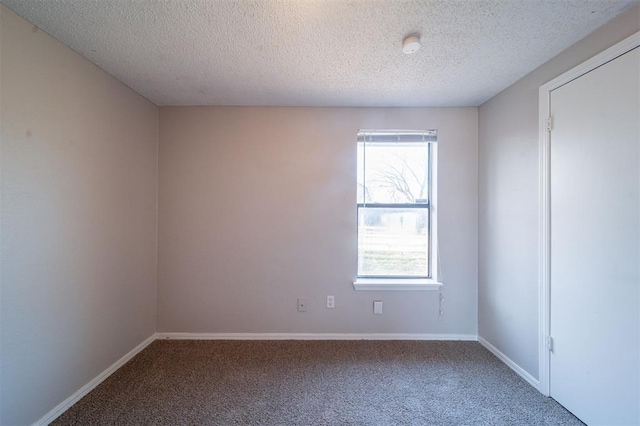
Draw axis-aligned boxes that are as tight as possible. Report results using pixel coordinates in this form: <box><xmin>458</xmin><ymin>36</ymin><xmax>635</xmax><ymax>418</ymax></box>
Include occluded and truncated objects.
<box><xmin>357</xmin><ymin>131</ymin><xmax>436</xmax><ymax>278</ymax></box>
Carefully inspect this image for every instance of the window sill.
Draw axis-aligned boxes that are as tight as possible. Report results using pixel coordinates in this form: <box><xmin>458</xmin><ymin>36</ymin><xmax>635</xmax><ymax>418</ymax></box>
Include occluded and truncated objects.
<box><xmin>352</xmin><ymin>278</ymin><xmax>443</xmax><ymax>291</ymax></box>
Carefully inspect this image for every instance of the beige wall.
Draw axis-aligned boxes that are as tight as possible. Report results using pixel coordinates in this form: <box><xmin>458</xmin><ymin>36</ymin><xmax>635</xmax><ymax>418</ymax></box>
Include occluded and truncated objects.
<box><xmin>478</xmin><ymin>5</ymin><xmax>640</xmax><ymax>380</ymax></box>
<box><xmin>158</xmin><ymin>107</ymin><xmax>478</xmax><ymax>335</ymax></box>
<box><xmin>0</xmin><ymin>6</ymin><xmax>158</xmax><ymax>425</ymax></box>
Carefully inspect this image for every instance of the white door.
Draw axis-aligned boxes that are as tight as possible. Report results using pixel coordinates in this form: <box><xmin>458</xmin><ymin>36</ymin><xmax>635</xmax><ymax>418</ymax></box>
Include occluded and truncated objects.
<box><xmin>550</xmin><ymin>47</ymin><xmax>639</xmax><ymax>425</ymax></box>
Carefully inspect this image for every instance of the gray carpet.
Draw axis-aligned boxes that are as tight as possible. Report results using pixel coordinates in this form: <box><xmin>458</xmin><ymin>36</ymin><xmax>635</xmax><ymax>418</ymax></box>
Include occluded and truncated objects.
<box><xmin>53</xmin><ymin>340</ymin><xmax>582</xmax><ymax>425</ymax></box>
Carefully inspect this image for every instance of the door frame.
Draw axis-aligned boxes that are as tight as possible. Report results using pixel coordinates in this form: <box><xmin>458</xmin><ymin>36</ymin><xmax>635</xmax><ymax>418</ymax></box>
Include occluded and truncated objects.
<box><xmin>537</xmin><ymin>31</ymin><xmax>640</xmax><ymax>397</ymax></box>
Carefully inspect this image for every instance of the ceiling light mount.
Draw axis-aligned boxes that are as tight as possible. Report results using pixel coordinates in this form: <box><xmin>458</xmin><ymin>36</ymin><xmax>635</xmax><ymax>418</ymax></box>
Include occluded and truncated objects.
<box><xmin>402</xmin><ymin>34</ymin><xmax>421</xmax><ymax>55</ymax></box>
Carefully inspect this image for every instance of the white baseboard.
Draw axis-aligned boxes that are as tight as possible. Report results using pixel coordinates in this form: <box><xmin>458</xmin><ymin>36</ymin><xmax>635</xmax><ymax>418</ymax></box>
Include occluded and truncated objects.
<box><xmin>478</xmin><ymin>336</ymin><xmax>540</xmax><ymax>390</ymax></box>
<box><xmin>156</xmin><ymin>332</ymin><xmax>478</xmax><ymax>341</ymax></box>
<box><xmin>33</xmin><ymin>334</ymin><xmax>157</xmax><ymax>426</ymax></box>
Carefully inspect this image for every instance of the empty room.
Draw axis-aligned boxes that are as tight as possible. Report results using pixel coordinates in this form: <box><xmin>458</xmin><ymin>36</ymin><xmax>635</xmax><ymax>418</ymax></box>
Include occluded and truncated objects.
<box><xmin>1</xmin><ymin>1</ymin><xmax>638</xmax><ymax>425</ymax></box>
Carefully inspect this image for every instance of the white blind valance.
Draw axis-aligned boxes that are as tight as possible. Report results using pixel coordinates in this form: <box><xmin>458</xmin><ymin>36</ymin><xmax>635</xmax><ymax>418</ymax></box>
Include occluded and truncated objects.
<box><xmin>357</xmin><ymin>130</ymin><xmax>437</xmax><ymax>143</ymax></box>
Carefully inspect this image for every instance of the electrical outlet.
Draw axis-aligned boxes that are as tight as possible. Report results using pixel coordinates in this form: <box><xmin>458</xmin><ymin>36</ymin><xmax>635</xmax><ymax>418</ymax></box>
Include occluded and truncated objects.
<box><xmin>297</xmin><ymin>298</ymin><xmax>307</xmax><ymax>312</ymax></box>
<box><xmin>373</xmin><ymin>300</ymin><xmax>383</xmax><ymax>315</ymax></box>
<box><xmin>327</xmin><ymin>295</ymin><xmax>335</xmax><ymax>308</ymax></box>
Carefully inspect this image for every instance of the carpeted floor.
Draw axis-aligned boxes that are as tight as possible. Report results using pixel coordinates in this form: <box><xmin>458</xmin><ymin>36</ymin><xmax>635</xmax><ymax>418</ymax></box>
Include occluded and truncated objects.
<box><xmin>53</xmin><ymin>340</ymin><xmax>582</xmax><ymax>425</ymax></box>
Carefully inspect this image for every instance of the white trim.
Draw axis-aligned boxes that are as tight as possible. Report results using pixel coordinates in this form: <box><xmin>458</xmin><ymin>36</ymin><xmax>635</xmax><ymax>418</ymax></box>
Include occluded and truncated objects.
<box><xmin>32</xmin><ymin>334</ymin><xmax>157</xmax><ymax>426</ymax></box>
<box><xmin>157</xmin><ymin>332</ymin><xmax>477</xmax><ymax>341</ymax></box>
<box><xmin>356</xmin><ymin>137</ymin><xmax>439</xmax><ymax>284</ymax></box>
<box><xmin>430</xmin><ymin>142</ymin><xmax>439</xmax><ymax>283</ymax></box>
<box><xmin>541</xmin><ymin>32</ymin><xmax>640</xmax><ymax>93</ymax></box>
<box><xmin>538</xmin><ymin>31</ymin><xmax>640</xmax><ymax>397</ymax></box>
<box><xmin>353</xmin><ymin>278</ymin><xmax>443</xmax><ymax>291</ymax></box>
<box><xmin>478</xmin><ymin>336</ymin><xmax>540</xmax><ymax>391</ymax></box>
<box><xmin>538</xmin><ymin>75</ymin><xmax>552</xmax><ymax>397</ymax></box>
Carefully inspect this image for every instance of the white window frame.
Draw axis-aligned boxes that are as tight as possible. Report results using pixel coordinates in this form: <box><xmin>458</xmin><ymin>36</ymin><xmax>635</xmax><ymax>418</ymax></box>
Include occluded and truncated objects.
<box><xmin>353</xmin><ymin>130</ymin><xmax>442</xmax><ymax>291</ymax></box>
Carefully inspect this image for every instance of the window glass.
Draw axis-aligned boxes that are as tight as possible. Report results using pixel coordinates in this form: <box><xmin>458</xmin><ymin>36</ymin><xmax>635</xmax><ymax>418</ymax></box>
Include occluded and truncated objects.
<box><xmin>357</xmin><ymin>143</ymin><xmax>429</xmax><ymax>204</ymax></box>
<box><xmin>358</xmin><ymin>207</ymin><xmax>429</xmax><ymax>276</ymax></box>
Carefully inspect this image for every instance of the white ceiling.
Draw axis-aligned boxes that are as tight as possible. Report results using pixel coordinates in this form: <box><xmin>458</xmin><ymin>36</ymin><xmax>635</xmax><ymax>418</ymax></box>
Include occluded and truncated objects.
<box><xmin>3</xmin><ymin>0</ymin><xmax>637</xmax><ymax>107</ymax></box>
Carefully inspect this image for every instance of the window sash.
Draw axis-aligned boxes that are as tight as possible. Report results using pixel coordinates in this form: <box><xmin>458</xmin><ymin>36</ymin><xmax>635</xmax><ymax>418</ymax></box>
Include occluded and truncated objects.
<box><xmin>357</xmin><ymin>203</ymin><xmax>430</xmax><ymax>209</ymax></box>
<box><xmin>357</xmin><ymin>139</ymin><xmax>432</xmax><ymax>205</ymax></box>
<box><xmin>357</xmin><ymin>205</ymin><xmax>431</xmax><ymax>279</ymax></box>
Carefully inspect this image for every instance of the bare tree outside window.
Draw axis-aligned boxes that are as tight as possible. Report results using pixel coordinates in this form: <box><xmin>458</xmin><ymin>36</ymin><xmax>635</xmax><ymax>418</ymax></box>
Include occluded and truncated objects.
<box><xmin>373</xmin><ymin>154</ymin><xmax>428</xmax><ymax>203</ymax></box>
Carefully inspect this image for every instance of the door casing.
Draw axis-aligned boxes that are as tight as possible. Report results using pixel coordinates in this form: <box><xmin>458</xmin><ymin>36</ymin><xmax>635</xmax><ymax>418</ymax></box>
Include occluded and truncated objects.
<box><xmin>537</xmin><ymin>30</ymin><xmax>640</xmax><ymax>397</ymax></box>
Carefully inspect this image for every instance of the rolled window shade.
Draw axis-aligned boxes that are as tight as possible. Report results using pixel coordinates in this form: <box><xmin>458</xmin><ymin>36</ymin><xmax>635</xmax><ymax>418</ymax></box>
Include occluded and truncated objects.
<box><xmin>357</xmin><ymin>130</ymin><xmax>437</xmax><ymax>143</ymax></box>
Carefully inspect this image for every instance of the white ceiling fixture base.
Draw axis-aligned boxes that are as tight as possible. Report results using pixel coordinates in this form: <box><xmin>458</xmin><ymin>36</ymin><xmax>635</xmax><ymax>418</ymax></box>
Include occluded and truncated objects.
<box><xmin>402</xmin><ymin>35</ymin><xmax>421</xmax><ymax>54</ymax></box>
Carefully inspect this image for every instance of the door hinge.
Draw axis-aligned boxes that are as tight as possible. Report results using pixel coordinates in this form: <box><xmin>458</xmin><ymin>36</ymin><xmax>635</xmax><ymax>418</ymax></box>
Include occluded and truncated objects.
<box><xmin>546</xmin><ymin>116</ymin><xmax>553</xmax><ymax>132</ymax></box>
<box><xmin>546</xmin><ymin>335</ymin><xmax>554</xmax><ymax>352</ymax></box>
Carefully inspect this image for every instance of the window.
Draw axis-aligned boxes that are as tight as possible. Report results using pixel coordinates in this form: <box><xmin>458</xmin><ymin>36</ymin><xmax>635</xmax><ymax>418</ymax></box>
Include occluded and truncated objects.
<box><xmin>354</xmin><ymin>130</ymin><xmax>441</xmax><ymax>290</ymax></box>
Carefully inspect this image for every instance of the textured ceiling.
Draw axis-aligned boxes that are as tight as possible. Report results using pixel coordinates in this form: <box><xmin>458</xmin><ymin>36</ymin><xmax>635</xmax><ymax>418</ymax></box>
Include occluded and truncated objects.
<box><xmin>3</xmin><ymin>0</ymin><xmax>637</xmax><ymax>106</ymax></box>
